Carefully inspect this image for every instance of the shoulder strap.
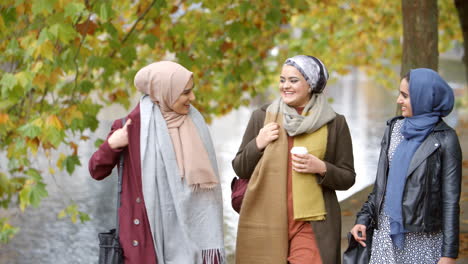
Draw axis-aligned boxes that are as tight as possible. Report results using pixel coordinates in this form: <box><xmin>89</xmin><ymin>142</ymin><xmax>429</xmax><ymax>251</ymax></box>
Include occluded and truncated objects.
<box><xmin>115</xmin><ymin>117</ymin><xmax>126</xmax><ymax>238</ymax></box>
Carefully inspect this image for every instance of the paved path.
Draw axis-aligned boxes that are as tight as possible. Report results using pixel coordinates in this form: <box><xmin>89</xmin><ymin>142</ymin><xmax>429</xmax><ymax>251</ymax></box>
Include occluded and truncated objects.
<box><xmin>340</xmin><ymin>109</ymin><xmax>468</xmax><ymax>263</ymax></box>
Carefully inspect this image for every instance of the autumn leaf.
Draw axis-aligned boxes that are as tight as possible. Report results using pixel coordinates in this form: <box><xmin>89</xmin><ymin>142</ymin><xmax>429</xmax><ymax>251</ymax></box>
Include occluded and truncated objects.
<box><xmin>0</xmin><ymin>114</ymin><xmax>9</xmax><ymax>124</ymax></box>
<box><xmin>33</xmin><ymin>40</ymin><xmax>54</xmax><ymax>61</ymax></box>
<box><xmin>76</xmin><ymin>20</ymin><xmax>98</xmax><ymax>36</ymax></box>
<box><xmin>46</xmin><ymin>115</ymin><xmax>64</xmax><ymax>130</ymax></box>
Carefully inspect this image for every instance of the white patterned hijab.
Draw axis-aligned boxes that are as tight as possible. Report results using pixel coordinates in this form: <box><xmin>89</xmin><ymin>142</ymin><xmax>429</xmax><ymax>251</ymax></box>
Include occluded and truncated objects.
<box><xmin>284</xmin><ymin>55</ymin><xmax>329</xmax><ymax>93</ymax></box>
<box><xmin>279</xmin><ymin>55</ymin><xmax>336</xmax><ymax>136</ymax></box>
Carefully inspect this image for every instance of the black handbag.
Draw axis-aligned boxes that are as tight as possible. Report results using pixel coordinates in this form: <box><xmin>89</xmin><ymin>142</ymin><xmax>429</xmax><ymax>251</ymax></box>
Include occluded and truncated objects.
<box><xmin>98</xmin><ymin>118</ymin><xmax>126</xmax><ymax>264</ymax></box>
<box><xmin>343</xmin><ymin>223</ymin><xmax>374</xmax><ymax>264</ymax></box>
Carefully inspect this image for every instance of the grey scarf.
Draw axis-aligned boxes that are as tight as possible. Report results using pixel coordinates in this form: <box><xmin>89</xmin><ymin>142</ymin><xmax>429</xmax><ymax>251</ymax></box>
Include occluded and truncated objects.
<box><xmin>269</xmin><ymin>93</ymin><xmax>336</xmax><ymax>136</ymax></box>
<box><xmin>140</xmin><ymin>95</ymin><xmax>225</xmax><ymax>264</ymax></box>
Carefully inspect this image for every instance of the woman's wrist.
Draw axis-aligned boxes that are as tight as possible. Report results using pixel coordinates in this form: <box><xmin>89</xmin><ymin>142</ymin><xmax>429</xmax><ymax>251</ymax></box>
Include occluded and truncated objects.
<box><xmin>319</xmin><ymin>160</ymin><xmax>327</xmax><ymax>176</ymax></box>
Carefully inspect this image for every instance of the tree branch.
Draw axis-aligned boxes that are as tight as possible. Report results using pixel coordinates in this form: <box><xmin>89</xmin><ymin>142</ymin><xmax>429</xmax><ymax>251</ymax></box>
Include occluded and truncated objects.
<box><xmin>109</xmin><ymin>0</ymin><xmax>158</xmax><ymax>58</ymax></box>
<box><xmin>71</xmin><ymin>14</ymin><xmax>92</xmax><ymax>100</ymax></box>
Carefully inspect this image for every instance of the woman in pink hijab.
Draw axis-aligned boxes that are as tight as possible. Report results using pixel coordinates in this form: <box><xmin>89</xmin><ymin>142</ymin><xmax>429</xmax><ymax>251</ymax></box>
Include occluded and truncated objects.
<box><xmin>89</xmin><ymin>61</ymin><xmax>225</xmax><ymax>264</ymax></box>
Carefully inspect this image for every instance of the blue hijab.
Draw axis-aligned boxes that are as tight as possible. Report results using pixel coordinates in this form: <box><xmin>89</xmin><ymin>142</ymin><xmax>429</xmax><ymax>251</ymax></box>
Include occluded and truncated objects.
<box><xmin>384</xmin><ymin>68</ymin><xmax>454</xmax><ymax>249</ymax></box>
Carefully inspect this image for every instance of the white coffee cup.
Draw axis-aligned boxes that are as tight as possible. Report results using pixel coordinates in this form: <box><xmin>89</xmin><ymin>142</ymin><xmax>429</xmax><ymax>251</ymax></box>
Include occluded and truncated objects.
<box><xmin>290</xmin><ymin>146</ymin><xmax>308</xmax><ymax>155</ymax></box>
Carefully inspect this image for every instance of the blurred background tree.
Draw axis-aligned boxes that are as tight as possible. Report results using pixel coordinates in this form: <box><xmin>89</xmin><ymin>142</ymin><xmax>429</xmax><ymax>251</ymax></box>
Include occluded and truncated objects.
<box><xmin>0</xmin><ymin>0</ymin><xmax>464</xmax><ymax>242</ymax></box>
<box><xmin>455</xmin><ymin>0</ymin><xmax>468</xmax><ymax>84</ymax></box>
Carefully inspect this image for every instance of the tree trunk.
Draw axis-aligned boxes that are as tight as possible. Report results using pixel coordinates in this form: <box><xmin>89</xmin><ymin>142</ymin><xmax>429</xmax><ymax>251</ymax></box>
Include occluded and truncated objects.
<box><xmin>401</xmin><ymin>0</ymin><xmax>439</xmax><ymax>78</ymax></box>
<box><xmin>454</xmin><ymin>0</ymin><xmax>468</xmax><ymax>85</ymax></box>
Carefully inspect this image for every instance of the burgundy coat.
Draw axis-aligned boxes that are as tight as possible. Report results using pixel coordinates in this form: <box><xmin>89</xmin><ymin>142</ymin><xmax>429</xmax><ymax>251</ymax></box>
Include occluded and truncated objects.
<box><xmin>89</xmin><ymin>104</ymin><xmax>158</xmax><ymax>264</ymax></box>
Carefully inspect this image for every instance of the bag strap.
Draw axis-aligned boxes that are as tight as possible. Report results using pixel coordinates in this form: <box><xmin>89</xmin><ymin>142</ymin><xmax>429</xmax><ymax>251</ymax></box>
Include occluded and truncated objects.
<box><xmin>115</xmin><ymin>117</ymin><xmax>126</xmax><ymax>238</ymax></box>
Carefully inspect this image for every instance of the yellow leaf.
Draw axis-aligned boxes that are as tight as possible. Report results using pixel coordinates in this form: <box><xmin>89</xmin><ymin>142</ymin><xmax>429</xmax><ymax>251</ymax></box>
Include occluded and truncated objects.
<box><xmin>19</xmin><ymin>35</ymin><xmax>37</xmax><ymax>56</ymax></box>
<box><xmin>48</xmin><ymin>68</ymin><xmax>63</xmax><ymax>85</ymax></box>
<box><xmin>62</xmin><ymin>105</ymin><xmax>83</xmax><ymax>125</ymax></box>
<box><xmin>57</xmin><ymin>209</ymin><xmax>66</xmax><ymax>219</ymax></box>
<box><xmin>55</xmin><ymin>0</ymin><xmax>66</xmax><ymax>11</ymax></box>
<box><xmin>15</xmin><ymin>72</ymin><xmax>31</xmax><ymax>88</ymax></box>
<box><xmin>16</xmin><ymin>3</ymin><xmax>26</xmax><ymax>15</ymax></box>
<box><xmin>33</xmin><ymin>74</ymin><xmax>47</xmax><ymax>90</ymax></box>
<box><xmin>33</xmin><ymin>40</ymin><xmax>55</xmax><ymax>61</ymax></box>
<box><xmin>57</xmin><ymin>153</ymin><xmax>67</xmax><ymax>169</ymax></box>
<box><xmin>46</xmin><ymin>115</ymin><xmax>64</xmax><ymax>129</ymax></box>
<box><xmin>49</xmin><ymin>167</ymin><xmax>55</xmax><ymax>175</ymax></box>
<box><xmin>32</xmin><ymin>61</ymin><xmax>44</xmax><ymax>73</ymax></box>
<box><xmin>25</xmin><ymin>179</ymin><xmax>34</xmax><ymax>185</ymax></box>
<box><xmin>32</xmin><ymin>118</ymin><xmax>44</xmax><ymax>127</ymax></box>
<box><xmin>26</xmin><ymin>138</ymin><xmax>39</xmax><ymax>155</ymax></box>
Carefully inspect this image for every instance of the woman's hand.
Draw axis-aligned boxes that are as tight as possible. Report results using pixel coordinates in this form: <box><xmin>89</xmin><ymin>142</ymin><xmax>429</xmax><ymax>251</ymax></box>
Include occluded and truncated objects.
<box><xmin>291</xmin><ymin>153</ymin><xmax>327</xmax><ymax>175</ymax></box>
<box><xmin>438</xmin><ymin>257</ymin><xmax>456</xmax><ymax>264</ymax></box>
<box><xmin>350</xmin><ymin>224</ymin><xmax>368</xmax><ymax>247</ymax></box>
<box><xmin>256</xmin><ymin>122</ymin><xmax>279</xmax><ymax>150</ymax></box>
<box><xmin>108</xmin><ymin>119</ymin><xmax>132</xmax><ymax>149</ymax></box>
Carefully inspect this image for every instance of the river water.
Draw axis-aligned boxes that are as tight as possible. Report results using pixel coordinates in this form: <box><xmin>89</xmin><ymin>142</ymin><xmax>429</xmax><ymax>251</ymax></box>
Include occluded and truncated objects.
<box><xmin>0</xmin><ymin>62</ymin><xmax>465</xmax><ymax>264</ymax></box>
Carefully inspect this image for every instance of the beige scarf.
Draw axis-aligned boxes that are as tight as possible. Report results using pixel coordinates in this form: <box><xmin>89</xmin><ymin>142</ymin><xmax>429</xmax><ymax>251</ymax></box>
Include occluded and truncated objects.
<box><xmin>134</xmin><ymin>61</ymin><xmax>218</xmax><ymax>189</ymax></box>
<box><xmin>236</xmin><ymin>95</ymin><xmax>335</xmax><ymax>264</ymax></box>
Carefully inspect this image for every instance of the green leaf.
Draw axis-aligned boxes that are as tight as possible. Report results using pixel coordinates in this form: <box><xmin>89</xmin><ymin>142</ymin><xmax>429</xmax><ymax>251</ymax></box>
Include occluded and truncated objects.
<box><xmin>26</xmin><ymin>168</ymin><xmax>41</xmax><ymax>181</ymax></box>
<box><xmin>0</xmin><ymin>100</ymin><xmax>15</xmax><ymax>111</ymax></box>
<box><xmin>31</xmin><ymin>0</ymin><xmax>57</xmax><ymax>16</ymax></box>
<box><xmin>44</xmin><ymin>127</ymin><xmax>65</xmax><ymax>148</ymax></box>
<box><xmin>64</xmin><ymin>2</ymin><xmax>86</xmax><ymax>21</ymax></box>
<box><xmin>266</xmin><ymin>8</ymin><xmax>282</xmax><ymax>25</ymax></box>
<box><xmin>18</xmin><ymin>123</ymin><xmax>41</xmax><ymax>138</ymax></box>
<box><xmin>29</xmin><ymin>182</ymin><xmax>47</xmax><ymax>207</ymax></box>
<box><xmin>5</xmin><ymin>39</ymin><xmax>20</xmax><ymax>56</ymax></box>
<box><xmin>37</xmin><ymin>28</ymin><xmax>52</xmax><ymax>44</ymax></box>
<box><xmin>99</xmin><ymin>2</ymin><xmax>114</xmax><ymax>22</ymax></box>
<box><xmin>79</xmin><ymin>80</ymin><xmax>94</xmax><ymax>93</ymax></box>
<box><xmin>79</xmin><ymin>212</ymin><xmax>91</xmax><ymax>223</ymax></box>
<box><xmin>15</xmin><ymin>71</ymin><xmax>34</xmax><ymax>89</ymax></box>
<box><xmin>1</xmin><ymin>7</ymin><xmax>16</xmax><ymax>25</ymax></box>
<box><xmin>0</xmin><ymin>218</ymin><xmax>19</xmax><ymax>243</ymax></box>
<box><xmin>94</xmin><ymin>138</ymin><xmax>104</xmax><ymax>148</ymax></box>
<box><xmin>121</xmin><ymin>46</ymin><xmax>137</xmax><ymax>64</ymax></box>
<box><xmin>239</xmin><ymin>2</ymin><xmax>253</xmax><ymax>16</ymax></box>
<box><xmin>49</xmin><ymin>23</ymin><xmax>76</xmax><ymax>44</ymax></box>
<box><xmin>228</xmin><ymin>22</ymin><xmax>243</xmax><ymax>40</ymax></box>
<box><xmin>143</xmin><ymin>35</ymin><xmax>158</xmax><ymax>47</ymax></box>
<box><xmin>57</xmin><ymin>204</ymin><xmax>88</xmax><ymax>224</ymax></box>
<box><xmin>18</xmin><ymin>184</ymin><xmax>31</xmax><ymax>211</ymax></box>
<box><xmin>64</xmin><ymin>154</ymin><xmax>81</xmax><ymax>175</ymax></box>
<box><xmin>0</xmin><ymin>73</ymin><xmax>17</xmax><ymax>93</ymax></box>
<box><xmin>102</xmin><ymin>22</ymin><xmax>118</xmax><ymax>38</ymax></box>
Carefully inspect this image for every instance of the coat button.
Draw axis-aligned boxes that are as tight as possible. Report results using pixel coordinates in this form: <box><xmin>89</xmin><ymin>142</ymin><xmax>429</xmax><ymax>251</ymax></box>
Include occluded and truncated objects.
<box><xmin>134</xmin><ymin>219</ymin><xmax>140</xmax><ymax>225</ymax></box>
<box><xmin>132</xmin><ymin>240</ymin><xmax>139</xmax><ymax>246</ymax></box>
<box><xmin>136</xmin><ymin>197</ymin><xmax>141</xmax><ymax>203</ymax></box>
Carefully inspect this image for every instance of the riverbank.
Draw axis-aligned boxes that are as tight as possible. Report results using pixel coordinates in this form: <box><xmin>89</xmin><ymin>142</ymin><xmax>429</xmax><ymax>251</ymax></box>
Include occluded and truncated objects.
<box><xmin>340</xmin><ymin>107</ymin><xmax>468</xmax><ymax>263</ymax></box>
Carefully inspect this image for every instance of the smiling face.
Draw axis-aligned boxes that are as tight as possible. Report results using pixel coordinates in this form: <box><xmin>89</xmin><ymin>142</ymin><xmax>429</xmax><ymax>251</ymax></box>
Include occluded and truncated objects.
<box><xmin>280</xmin><ymin>65</ymin><xmax>311</xmax><ymax>107</ymax></box>
<box><xmin>396</xmin><ymin>78</ymin><xmax>413</xmax><ymax>117</ymax></box>
<box><xmin>172</xmin><ymin>77</ymin><xmax>195</xmax><ymax>115</ymax></box>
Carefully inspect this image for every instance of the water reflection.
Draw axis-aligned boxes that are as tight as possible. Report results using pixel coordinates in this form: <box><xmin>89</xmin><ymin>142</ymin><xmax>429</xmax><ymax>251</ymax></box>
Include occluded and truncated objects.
<box><xmin>0</xmin><ymin>64</ymin><xmax>463</xmax><ymax>263</ymax></box>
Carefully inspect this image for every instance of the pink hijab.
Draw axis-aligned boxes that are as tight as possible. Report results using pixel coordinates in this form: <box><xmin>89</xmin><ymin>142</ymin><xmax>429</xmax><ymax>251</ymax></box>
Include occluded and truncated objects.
<box><xmin>134</xmin><ymin>61</ymin><xmax>218</xmax><ymax>189</ymax></box>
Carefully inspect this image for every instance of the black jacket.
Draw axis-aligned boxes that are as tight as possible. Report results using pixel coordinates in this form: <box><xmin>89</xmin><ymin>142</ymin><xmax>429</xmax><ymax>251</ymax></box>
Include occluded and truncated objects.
<box><xmin>355</xmin><ymin>116</ymin><xmax>462</xmax><ymax>258</ymax></box>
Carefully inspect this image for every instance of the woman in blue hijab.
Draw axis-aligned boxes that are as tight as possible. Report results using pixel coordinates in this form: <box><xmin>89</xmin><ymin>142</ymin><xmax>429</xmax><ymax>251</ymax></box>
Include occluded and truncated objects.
<box><xmin>350</xmin><ymin>68</ymin><xmax>462</xmax><ymax>264</ymax></box>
